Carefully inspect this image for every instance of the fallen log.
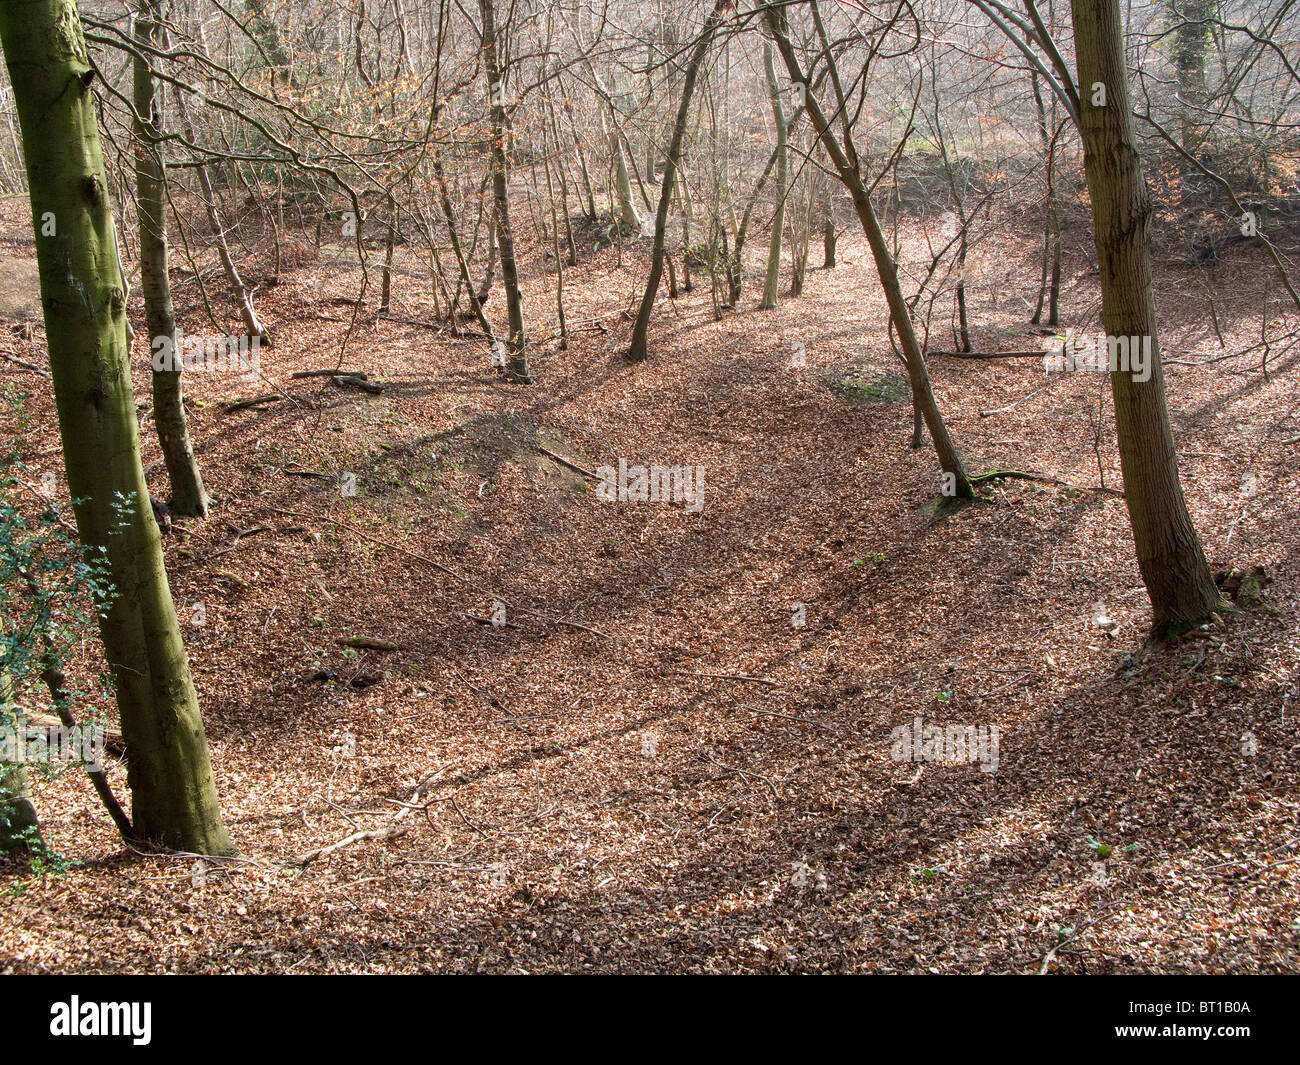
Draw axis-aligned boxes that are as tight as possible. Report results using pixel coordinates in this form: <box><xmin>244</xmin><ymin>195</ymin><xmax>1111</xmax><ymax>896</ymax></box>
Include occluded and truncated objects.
<box><xmin>535</xmin><ymin>445</ymin><xmax>600</xmax><ymax>480</ymax></box>
<box><xmin>331</xmin><ymin>373</ymin><xmax>384</xmax><ymax>394</ymax></box>
<box><xmin>219</xmin><ymin>393</ymin><xmax>282</xmax><ymax>415</ymax></box>
<box><xmin>971</xmin><ymin>468</ymin><xmax>1124</xmax><ymax>497</ymax></box>
<box><xmin>337</xmin><ymin>635</ymin><xmax>404</xmax><ymax>652</ymax></box>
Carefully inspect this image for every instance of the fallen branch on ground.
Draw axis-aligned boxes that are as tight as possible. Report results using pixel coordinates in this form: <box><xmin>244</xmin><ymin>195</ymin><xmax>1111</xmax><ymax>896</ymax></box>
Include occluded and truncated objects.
<box><xmin>205</xmin><ymin>524</ymin><xmax>272</xmax><ymax>560</ymax></box>
<box><xmin>458</xmin><ymin>611</ymin><xmax>522</xmax><ymax>631</ymax></box>
<box><xmin>219</xmin><ymin>393</ymin><xmax>282</xmax><ymax>415</ymax></box>
<box><xmin>971</xmin><ymin>468</ymin><xmax>1124</xmax><ymax>498</ymax></box>
<box><xmin>979</xmin><ymin>385</ymin><xmax>1051</xmax><ymax>418</ymax></box>
<box><xmin>535</xmin><ymin>445</ymin><xmax>600</xmax><ymax>480</ymax></box>
<box><xmin>0</xmin><ymin>351</ymin><xmax>52</xmax><ymax>378</ymax></box>
<box><xmin>931</xmin><ymin>349</ymin><xmax>1048</xmax><ymax>359</ymax></box>
<box><xmin>337</xmin><ymin>635</ymin><xmax>404</xmax><ymax>651</ymax></box>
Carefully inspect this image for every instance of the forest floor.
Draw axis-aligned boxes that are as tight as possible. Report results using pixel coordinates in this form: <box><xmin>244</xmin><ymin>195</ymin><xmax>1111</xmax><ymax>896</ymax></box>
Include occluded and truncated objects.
<box><xmin>1</xmin><ymin>191</ymin><xmax>1298</xmax><ymax>973</ymax></box>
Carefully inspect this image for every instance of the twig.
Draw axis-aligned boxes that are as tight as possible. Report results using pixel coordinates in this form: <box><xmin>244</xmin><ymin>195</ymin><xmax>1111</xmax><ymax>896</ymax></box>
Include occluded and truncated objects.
<box><xmin>205</xmin><ymin>524</ymin><xmax>272</xmax><ymax>560</ymax></box>
<box><xmin>670</xmin><ymin>670</ymin><xmax>780</xmax><ymax>687</ymax></box>
<box><xmin>294</xmin><ymin>824</ymin><xmax>409</xmax><ymax>867</ymax></box>
<box><xmin>219</xmin><ymin>393</ymin><xmax>281</xmax><ymax>415</ymax></box>
<box><xmin>0</xmin><ymin>351</ymin><xmax>52</xmax><ymax>378</ymax></box>
<box><xmin>535</xmin><ymin>445</ymin><xmax>600</xmax><ymax>479</ymax></box>
<box><xmin>979</xmin><ymin>385</ymin><xmax>1050</xmax><ymax>418</ymax></box>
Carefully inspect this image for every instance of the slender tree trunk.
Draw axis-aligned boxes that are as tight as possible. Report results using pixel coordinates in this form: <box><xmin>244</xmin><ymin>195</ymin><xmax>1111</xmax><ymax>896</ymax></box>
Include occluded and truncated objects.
<box><xmin>481</xmin><ymin>0</ymin><xmax>530</xmax><ymax>382</ymax></box>
<box><xmin>380</xmin><ymin>193</ymin><xmax>397</xmax><ymax>313</ymax></box>
<box><xmin>563</xmin><ymin>98</ymin><xmax>598</xmax><ymax>219</ymax></box>
<box><xmin>955</xmin><ymin>230</ymin><xmax>971</xmax><ymax>352</ymax></box>
<box><xmin>759</xmin><ymin>41</ymin><xmax>787</xmax><ymax>310</ymax></box>
<box><xmin>475</xmin><ymin>216</ymin><xmax>497</xmax><ymax>306</ymax></box>
<box><xmin>604</xmin><ymin>107</ymin><xmax>643</xmax><ymax>233</ymax></box>
<box><xmin>1030</xmin><ymin>71</ymin><xmax>1051</xmax><ymax>324</ymax></box>
<box><xmin>134</xmin><ymin>0</ymin><xmax>208</xmax><ymax>518</ymax></box>
<box><xmin>790</xmin><ymin>167</ymin><xmax>812</xmax><ymax>297</ymax></box>
<box><xmin>1071</xmin><ymin>0</ymin><xmax>1220</xmax><ymax>637</ymax></box>
<box><xmin>433</xmin><ymin>148</ymin><xmax>494</xmax><ymax>336</ymax></box>
<box><xmin>822</xmin><ymin>175</ymin><xmax>836</xmax><ymax>267</ymax></box>
<box><xmin>1</xmin><ymin>0</ymin><xmax>233</xmax><ymax>854</ymax></box>
<box><xmin>677</xmin><ymin>168</ymin><xmax>695</xmax><ymax>293</ymax></box>
<box><xmin>1030</xmin><ymin>70</ymin><xmax>1063</xmax><ymax>327</ymax></box>
<box><xmin>628</xmin><ymin>0</ymin><xmax>731</xmax><ymax>362</ymax></box>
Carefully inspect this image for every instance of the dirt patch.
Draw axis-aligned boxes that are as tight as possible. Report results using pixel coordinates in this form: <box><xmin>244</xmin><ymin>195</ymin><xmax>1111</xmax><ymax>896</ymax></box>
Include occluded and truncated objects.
<box><xmin>820</xmin><ymin>360</ymin><xmax>911</xmax><ymax>405</ymax></box>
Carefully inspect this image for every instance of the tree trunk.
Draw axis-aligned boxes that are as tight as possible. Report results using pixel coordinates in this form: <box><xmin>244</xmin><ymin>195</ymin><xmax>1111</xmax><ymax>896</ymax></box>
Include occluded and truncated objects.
<box><xmin>1030</xmin><ymin>70</ymin><xmax>1062</xmax><ymax>327</ymax></box>
<box><xmin>1071</xmin><ymin>0</ymin><xmax>1220</xmax><ymax>637</ymax></box>
<box><xmin>0</xmin><ymin>761</ymin><xmax>39</xmax><ymax>856</ymax></box>
<box><xmin>759</xmin><ymin>41</ymin><xmax>787</xmax><ymax>310</ymax></box>
<box><xmin>605</xmin><ymin>108</ymin><xmax>643</xmax><ymax>234</ymax></box>
<box><xmin>822</xmin><ymin>179</ymin><xmax>836</xmax><ymax>268</ymax></box>
<box><xmin>1</xmin><ymin>0</ymin><xmax>234</xmax><ymax>854</ymax></box>
<box><xmin>628</xmin><ymin>0</ymin><xmax>731</xmax><ymax>362</ymax></box>
<box><xmin>481</xmin><ymin>0</ymin><xmax>530</xmax><ymax>382</ymax></box>
<box><xmin>1167</xmin><ymin>0</ymin><xmax>1212</xmax><ymax>157</ymax></box>
<box><xmin>380</xmin><ymin>193</ymin><xmax>397</xmax><ymax>313</ymax></box>
<box><xmin>955</xmin><ymin>230</ymin><xmax>971</xmax><ymax>352</ymax></box>
<box><xmin>134</xmin><ymin>0</ymin><xmax>209</xmax><ymax>518</ymax></box>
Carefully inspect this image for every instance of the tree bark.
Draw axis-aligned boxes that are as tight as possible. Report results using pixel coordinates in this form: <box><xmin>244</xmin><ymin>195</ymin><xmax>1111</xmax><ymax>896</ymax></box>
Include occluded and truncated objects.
<box><xmin>759</xmin><ymin>41</ymin><xmax>787</xmax><ymax>310</ymax></box>
<box><xmin>481</xmin><ymin>0</ymin><xmax>530</xmax><ymax>382</ymax></box>
<box><xmin>134</xmin><ymin>0</ymin><xmax>209</xmax><ymax>518</ymax></box>
<box><xmin>822</xmin><ymin>179</ymin><xmax>836</xmax><ymax>268</ymax></box>
<box><xmin>1071</xmin><ymin>0</ymin><xmax>1220</xmax><ymax>637</ymax></box>
<box><xmin>1</xmin><ymin>0</ymin><xmax>234</xmax><ymax>853</ymax></box>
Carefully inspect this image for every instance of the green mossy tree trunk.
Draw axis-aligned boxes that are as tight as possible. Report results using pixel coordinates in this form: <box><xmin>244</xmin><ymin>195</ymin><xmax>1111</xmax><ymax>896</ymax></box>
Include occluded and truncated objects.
<box><xmin>1071</xmin><ymin>0</ymin><xmax>1221</xmax><ymax>637</ymax></box>
<box><xmin>133</xmin><ymin>0</ymin><xmax>208</xmax><ymax>518</ymax></box>
<box><xmin>0</xmin><ymin>0</ymin><xmax>233</xmax><ymax>854</ymax></box>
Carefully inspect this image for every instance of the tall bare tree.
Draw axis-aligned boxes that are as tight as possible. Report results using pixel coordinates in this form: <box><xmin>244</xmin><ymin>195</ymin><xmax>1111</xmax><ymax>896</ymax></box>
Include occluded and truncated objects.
<box><xmin>1071</xmin><ymin>0</ymin><xmax>1221</xmax><ymax>636</ymax></box>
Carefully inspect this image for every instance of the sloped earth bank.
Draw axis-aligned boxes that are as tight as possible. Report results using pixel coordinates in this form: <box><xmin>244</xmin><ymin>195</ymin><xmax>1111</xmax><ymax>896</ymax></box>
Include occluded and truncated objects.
<box><xmin>1</xmin><ymin>195</ymin><xmax>1297</xmax><ymax>973</ymax></box>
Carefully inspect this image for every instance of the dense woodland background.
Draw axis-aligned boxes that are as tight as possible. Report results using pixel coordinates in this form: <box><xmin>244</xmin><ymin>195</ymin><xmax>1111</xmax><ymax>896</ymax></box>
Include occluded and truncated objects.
<box><xmin>0</xmin><ymin>0</ymin><xmax>1298</xmax><ymax>973</ymax></box>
